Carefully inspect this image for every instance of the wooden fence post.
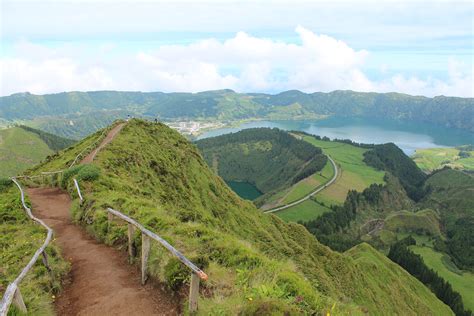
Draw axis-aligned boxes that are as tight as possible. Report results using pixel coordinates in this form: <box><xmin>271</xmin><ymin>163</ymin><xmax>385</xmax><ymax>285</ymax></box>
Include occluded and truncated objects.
<box><xmin>141</xmin><ymin>233</ymin><xmax>151</xmax><ymax>285</ymax></box>
<box><xmin>13</xmin><ymin>287</ymin><xmax>27</xmax><ymax>313</ymax></box>
<box><xmin>127</xmin><ymin>223</ymin><xmax>135</xmax><ymax>263</ymax></box>
<box><xmin>41</xmin><ymin>251</ymin><xmax>55</xmax><ymax>282</ymax></box>
<box><xmin>189</xmin><ymin>272</ymin><xmax>200</xmax><ymax>313</ymax></box>
<box><xmin>107</xmin><ymin>213</ymin><xmax>113</xmax><ymax>231</ymax></box>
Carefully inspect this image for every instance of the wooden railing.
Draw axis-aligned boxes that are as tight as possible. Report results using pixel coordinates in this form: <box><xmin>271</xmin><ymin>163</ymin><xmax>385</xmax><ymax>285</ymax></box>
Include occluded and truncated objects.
<box><xmin>0</xmin><ymin>179</ymin><xmax>55</xmax><ymax>316</ymax></box>
<box><xmin>106</xmin><ymin>207</ymin><xmax>208</xmax><ymax>312</ymax></box>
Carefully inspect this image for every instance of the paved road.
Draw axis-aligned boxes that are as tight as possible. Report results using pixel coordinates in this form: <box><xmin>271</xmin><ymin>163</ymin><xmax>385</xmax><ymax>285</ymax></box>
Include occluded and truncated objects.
<box><xmin>264</xmin><ymin>155</ymin><xmax>338</xmax><ymax>214</ymax></box>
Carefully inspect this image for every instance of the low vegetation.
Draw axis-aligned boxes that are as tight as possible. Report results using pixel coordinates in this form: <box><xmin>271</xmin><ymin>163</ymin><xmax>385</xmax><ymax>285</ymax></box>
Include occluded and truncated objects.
<box><xmin>0</xmin><ymin>180</ymin><xmax>69</xmax><ymax>315</ymax></box>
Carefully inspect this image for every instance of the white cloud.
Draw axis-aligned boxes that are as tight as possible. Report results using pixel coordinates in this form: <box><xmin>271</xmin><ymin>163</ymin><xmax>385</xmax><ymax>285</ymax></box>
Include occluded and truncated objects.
<box><xmin>1</xmin><ymin>27</ymin><xmax>472</xmax><ymax>97</ymax></box>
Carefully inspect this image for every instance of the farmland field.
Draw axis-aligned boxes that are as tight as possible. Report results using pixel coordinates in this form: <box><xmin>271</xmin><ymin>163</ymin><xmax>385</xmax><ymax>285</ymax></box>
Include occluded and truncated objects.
<box><xmin>412</xmin><ymin>147</ymin><xmax>474</xmax><ymax>172</ymax></box>
<box><xmin>302</xmin><ymin>136</ymin><xmax>385</xmax><ymax>204</ymax></box>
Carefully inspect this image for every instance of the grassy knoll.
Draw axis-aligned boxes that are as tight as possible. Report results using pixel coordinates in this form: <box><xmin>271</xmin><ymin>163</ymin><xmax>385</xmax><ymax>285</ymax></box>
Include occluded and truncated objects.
<box><xmin>276</xmin><ymin>199</ymin><xmax>332</xmax><ymax>223</ymax></box>
<box><xmin>410</xmin><ymin>245</ymin><xmax>474</xmax><ymax>311</ymax></box>
<box><xmin>302</xmin><ymin>135</ymin><xmax>385</xmax><ymax>204</ymax></box>
<box><xmin>0</xmin><ymin>181</ymin><xmax>68</xmax><ymax>315</ymax></box>
<box><xmin>413</xmin><ymin>147</ymin><xmax>474</xmax><ymax>172</ymax></box>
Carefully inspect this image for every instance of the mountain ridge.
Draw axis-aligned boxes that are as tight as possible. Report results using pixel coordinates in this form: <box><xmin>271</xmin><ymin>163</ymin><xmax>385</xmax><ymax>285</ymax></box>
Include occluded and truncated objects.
<box><xmin>1</xmin><ymin>89</ymin><xmax>472</xmax><ymax>139</ymax></box>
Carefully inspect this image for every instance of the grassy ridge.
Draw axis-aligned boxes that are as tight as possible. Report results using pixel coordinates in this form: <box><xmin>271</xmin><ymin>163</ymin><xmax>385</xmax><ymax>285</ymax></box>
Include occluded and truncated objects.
<box><xmin>410</xmin><ymin>246</ymin><xmax>474</xmax><ymax>312</ymax></box>
<box><xmin>29</xmin><ymin>119</ymin><xmax>453</xmax><ymax>314</ymax></box>
<box><xmin>0</xmin><ymin>182</ymin><xmax>69</xmax><ymax>315</ymax></box>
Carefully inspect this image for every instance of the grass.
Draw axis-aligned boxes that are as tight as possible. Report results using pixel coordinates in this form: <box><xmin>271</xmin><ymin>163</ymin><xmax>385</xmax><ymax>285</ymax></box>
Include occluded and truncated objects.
<box><xmin>0</xmin><ymin>182</ymin><xmax>69</xmax><ymax>315</ymax></box>
<box><xmin>346</xmin><ymin>243</ymin><xmax>453</xmax><ymax>315</ymax></box>
<box><xmin>276</xmin><ymin>199</ymin><xmax>332</xmax><ymax>223</ymax></box>
<box><xmin>0</xmin><ymin>127</ymin><xmax>54</xmax><ymax>177</ymax></box>
<box><xmin>410</xmin><ymin>245</ymin><xmax>474</xmax><ymax>311</ymax></box>
<box><xmin>29</xmin><ymin>119</ymin><xmax>453</xmax><ymax>315</ymax></box>
<box><xmin>302</xmin><ymin>136</ymin><xmax>385</xmax><ymax>204</ymax></box>
<box><xmin>384</xmin><ymin>209</ymin><xmax>442</xmax><ymax>237</ymax></box>
<box><xmin>281</xmin><ymin>160</ymin><xmax>334</xmax><ymax>204</ymax></box>
<box><xmin>412</xmin><ymin>147</ymin><xmax>474</xmax><ymax>172</ymax></box>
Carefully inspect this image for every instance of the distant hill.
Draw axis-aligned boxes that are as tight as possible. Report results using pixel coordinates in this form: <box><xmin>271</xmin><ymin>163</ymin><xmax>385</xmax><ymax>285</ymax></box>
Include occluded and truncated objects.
<box><xmin>0</xmin><ymin>126</ymin><xmax>75</xmax><ymax>177</ymax></box>
<box><xmin>195</xmin><ymin>128</ymin><xmax>327</xmax><ymax>205</ymax></box>
<box><xmin>27</xmin><ymin>119</ymin><xmax>453</xmax><ymax>314</ymax></box>
<box><xmin>0</xmin><ymin>89</ymin><xmax>472</xmax><ymax>139</ymax></box>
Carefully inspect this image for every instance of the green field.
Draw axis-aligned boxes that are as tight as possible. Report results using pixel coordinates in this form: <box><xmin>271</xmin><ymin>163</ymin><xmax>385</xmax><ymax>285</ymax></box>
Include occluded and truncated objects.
<box><xmin>281</xmin><ymin>161</ymin><xmax>334</xmax><ymax>204</ymax></box>
<box><xmin>276</xmin><ymin>199</ymin><xmax>332</xmax><ymax>222</ymax></box>
<box><xmin>302</xmin><ymin>136</ymin><xmax>385</xmax><ymax>204</ymax></box>
<box><xmin>410</xmin><ymin>245</ymin><xmax>474</xmax><ymax>311</ymax></box>
<box><xmin>0</xmin><ymin>127</ymin><xmax>53</xmax><ymax>177</ymax></box>
<box><xmin>412</xmin><ymin>147</ymin><xmax>474</xmax><ymax>172</ymax></box>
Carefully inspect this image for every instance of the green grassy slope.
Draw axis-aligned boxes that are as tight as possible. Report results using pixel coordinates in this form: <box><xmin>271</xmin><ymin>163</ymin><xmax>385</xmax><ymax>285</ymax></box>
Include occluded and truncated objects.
<box><xmin>302</xmin><ymin>135</ymin><xmax>385</xmax><ymax>205</ymax></box>
<box><xmin>410</xmin><ymin>245</ymin><xmax>474</xmax><ymax>312</ymax></box>
<box><xmin>0</xmin><ymin>126</ymin><xmax>75</xmax><ymax>177</ymax></box>
<box><xmin>0</xmin><ymin>181</ymin><xmax>68</xmax><ymax>315</ymax></box>
<box><xmin>413</xmin><ymin>147</ymin><xmax>474</xmax><ymax>172</ymax></box>
<box><xmin>30</xmin><ymin>119</ymin><xmax>453</xmax><ymax>314</ymax></box>
<box><xmin>346</xmin><ymin>243</ymin><xmax>452</xmax><ymax>315</ymax></box>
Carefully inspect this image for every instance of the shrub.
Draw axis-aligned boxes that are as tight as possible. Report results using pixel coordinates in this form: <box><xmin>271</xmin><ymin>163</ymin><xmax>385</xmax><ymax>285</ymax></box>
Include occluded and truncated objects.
<box><xmin>61</xmin><ymin>165</ymin><xmax>83</xmax><ymax>188</ymax></box>
<box><xmin>77</xmin><ymin>165</ymin><xmax>100</xmax><ymax>182</ymax></box>
<box><xmin>0</xmin><ymin>177</ymin><xmax>12</xmax><ymax>192</ymax></box>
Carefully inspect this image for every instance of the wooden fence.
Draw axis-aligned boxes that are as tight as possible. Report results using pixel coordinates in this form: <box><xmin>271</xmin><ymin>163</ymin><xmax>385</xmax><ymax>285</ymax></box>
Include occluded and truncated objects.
<box><xmin>0</xmin><ymin>179</ymin><xmax>55</xmax><ymax>316</ymax></box>
<box><xmin>106</xmin><ymin>207</ymin><xmax>208</xmax><ymax>312</ymax></box>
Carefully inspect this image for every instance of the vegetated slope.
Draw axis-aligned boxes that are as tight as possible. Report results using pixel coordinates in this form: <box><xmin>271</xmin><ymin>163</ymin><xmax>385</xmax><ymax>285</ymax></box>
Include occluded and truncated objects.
<box><xmin>412</xmin><ymin>145</ymin><xmax>474</xmax><ymax>172</ymax></box>
<box><xmin>0</xmin><ymin>180</ymin><xmax>68</xmax><ymax>315</ymax></box>
<box><xmin>30</xmin><ymin>119</ymin><xmax>453</xmax><ymax>315</ymax></box>
<box><xmin>0</xmin><ymin>126</ymin><xmax>75</xmax><ymax>177</ymax></box>
<box><xmin>196</xmin><ymin>128</ymin><xmax>327</xmax><ymax>205</ymax></box>
<box><xmin>421</xmin><ymin>168</ymin><xmax>474</xmax><ymax>271</ymax></box>
<box><xmin>364</xmin><ymin>143</ymin><xmax>428</xmax><ymax>201</ymax></box>
<box><xmin>1</xmin><ymin>90</ymin><xmax>472</xmax><ymax>139</ymax></box>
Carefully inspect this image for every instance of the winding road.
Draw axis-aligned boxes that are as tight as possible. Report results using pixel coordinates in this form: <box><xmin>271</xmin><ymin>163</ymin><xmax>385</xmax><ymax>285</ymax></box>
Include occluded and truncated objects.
<box><xmin>264</xmin><ymin>155</ymin><xmax>338</xmax><ymax>213</ymax></box>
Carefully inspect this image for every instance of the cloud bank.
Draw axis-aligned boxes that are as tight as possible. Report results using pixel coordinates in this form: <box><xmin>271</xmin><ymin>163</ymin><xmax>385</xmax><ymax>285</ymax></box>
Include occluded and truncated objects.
<box><xmin>1</xmin><ymin>27</ymin><xmax>472</xmax><ymax>97</ymax></box>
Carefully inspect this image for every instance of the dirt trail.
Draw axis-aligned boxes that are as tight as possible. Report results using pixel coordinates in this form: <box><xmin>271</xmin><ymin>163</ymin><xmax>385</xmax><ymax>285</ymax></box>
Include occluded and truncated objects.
<box><xmin>81</xmin><ymin>123</ymin><xmax>125</xmax><ymax>164</ymax></box>
<box><xmin>26</xmin><ymin>188</ymin><xmax>179</xmax><ymax>316</ymax></box>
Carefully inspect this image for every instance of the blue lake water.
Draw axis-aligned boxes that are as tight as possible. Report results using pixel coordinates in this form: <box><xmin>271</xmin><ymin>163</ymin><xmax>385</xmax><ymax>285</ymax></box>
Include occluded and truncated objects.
<box><xmin>198</xmin><ymin>117</ymin><xmax>474</xmax><ymax>155</ymax></box>
<box><xmin>226</xmin><ymin>181</ymin><xmax>262</xmax><ymax>200</ymax></box>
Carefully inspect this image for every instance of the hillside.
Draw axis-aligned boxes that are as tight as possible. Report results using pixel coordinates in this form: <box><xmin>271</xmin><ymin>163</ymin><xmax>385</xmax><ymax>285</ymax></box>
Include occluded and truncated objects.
<box><xmin>27</xmin><ymin>119</ymin><xmax>454</xmax><ymax>314</ymax></box>
<box><xmin>0</xmin><ymin>126</ymin><xmax>75</xmax><ymax>177</ymax></box>
<box><xmin>196</xmin><ymin>128</ymin><xmax>327</xmax><ymax>205</ymax></box>
<box><xmin>413</xmin><ymin>146</ymin><xmax>474</xmax><ymax>172</ymax></box>
<box><xmin>1</xmin><ymin>89</ymin><xmax>472</xmax><ymax>138</ymax></box>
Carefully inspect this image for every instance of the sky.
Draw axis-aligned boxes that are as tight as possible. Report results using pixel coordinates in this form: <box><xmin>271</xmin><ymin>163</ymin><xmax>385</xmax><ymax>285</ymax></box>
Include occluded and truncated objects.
<box><xmin>0</xmin><ymin>0</ymin><xmax>473</xmax><ymax>97</ymax></box>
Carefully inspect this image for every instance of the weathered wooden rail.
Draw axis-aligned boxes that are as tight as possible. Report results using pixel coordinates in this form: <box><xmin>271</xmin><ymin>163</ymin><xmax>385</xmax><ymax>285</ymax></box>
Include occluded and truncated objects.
<box><xmin>0</xmin><ymin>179</ymin><xmax>55</xmax><ymax>316</ymax></box>
<box><xmin>106</xmin><ymin>207</ymin><xmax>208</xmax><ymax>312</ymax></box>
